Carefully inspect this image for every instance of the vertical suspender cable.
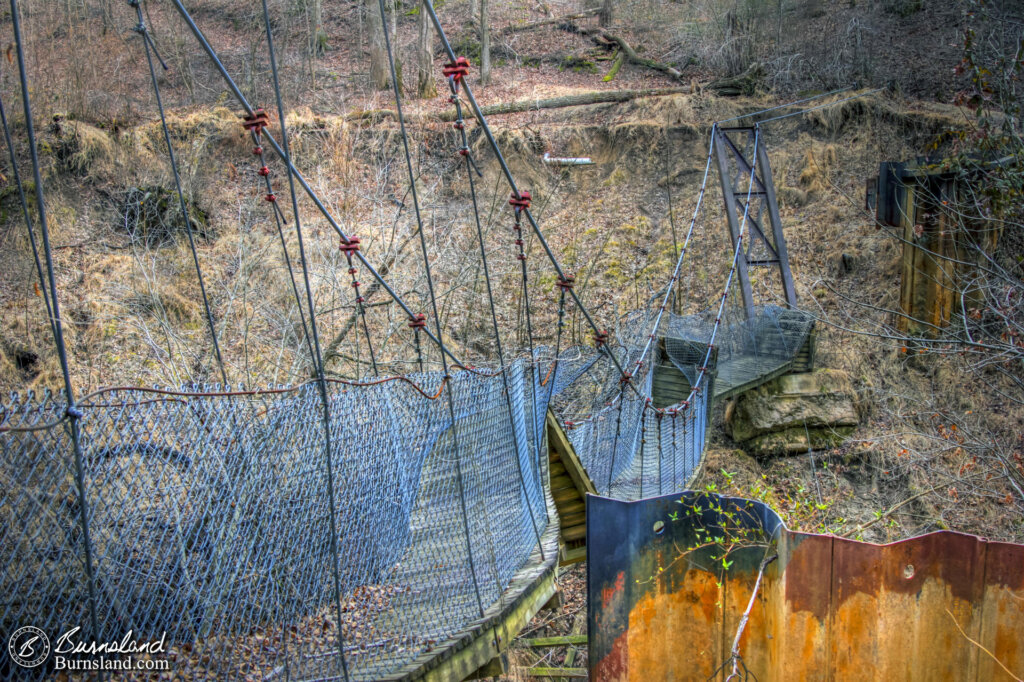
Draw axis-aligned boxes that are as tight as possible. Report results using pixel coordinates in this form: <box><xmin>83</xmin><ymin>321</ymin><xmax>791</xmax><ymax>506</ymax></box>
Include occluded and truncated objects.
<box><xmin>376</xmin><ymin>0</ymin><xmax>487</xmax><ymax>616</ymax></box>
<box><xmin>250</xmin><ymin>132</ymin><xmax>317</xmax><ymax>368</ymax></box>
<box><xmin>131</xmin><ymin>0</ymin><xmax>229</xmax><ymax>388</ymax></box>
<box><xmin>0</xmin><ymin>88</ymin><xmax>55</xmax><ymax>343</ymax></box>
<box><xmin>260</xmin><ymin>1</ymin><xmax>350</xmax><ymax>677</ymax></box>
<box><xmin>9</xmin><ymin>1</ymin><xmax>103</xmax><ymax>674</ymax></box>
<box><xmin>449</xmin><ymin>78</ymin><xmax>546</xmax><ymax>552</ymax></box>
<box><xmin>508</xmin><ymin>200</ymin><xmax>547</xmax><ymax>515</ymax></box>
<box><xmin>422</xmin><ymin>0</ymin><xmax>636</xmax><ymax>393</ymax></box>
<box><xmin>166</xmin><ymin>0</ymin><xmax>462</xmax><ymax>369</ymax></box>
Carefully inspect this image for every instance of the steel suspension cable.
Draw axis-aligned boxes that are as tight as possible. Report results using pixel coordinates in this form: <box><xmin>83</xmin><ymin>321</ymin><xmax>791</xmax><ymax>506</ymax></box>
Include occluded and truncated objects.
<box><xmin>674</xmin><ymin>128</ymin><xmax>763</xmax><ymax>420</ymax></box>
<box><xmin>259</xmin><ymin>2</ymin><xmax>351</xmax><ymax>677</ymax></box>
<box><xmin>249</xmin><ymin>128</ymin><xmax>317</xmax><ymax>370</ymax></box>
<box><xmin>756</xmin><ymin>88</ymin><xmax>885</xmax><ymax>124</ymax></box>
<box><xmin>714</xmin><ymin>86</ymin><xmax>853</xmax><ymax>126</ymax></box>
<box><xmin>545</xmin><ymin>275</ymin><xmax>575</xmax><ymax>411</ymax></box>
<box><xmin>507</xmin><ymin>193</ymin><xmax>546</xmax><ymax>491</ymax></box>
<box><xmin>628</xmin><ymin>128</ymin><xmax>718</xmax><ymax>386</ymax></box>
<box><xmin>9</xmin><ymin>0</ymin><xmax>103</xmax><ymax>671</ymax></box>
<box><xmin>131</xmin><ymin>0</ymin><xmax>229</xmax><ymax>387</ymax></box>
<box><xmin>340</xmin><ymin>236</ymin><xmax>379</xmax><ymax>377</ymax></box>
<box><xmin>375</xmin><ymin>0</ymin><xmax>486</xmax><ymax>618</ymax></box>
<box><xmin>0</xmin><ymin>87</ymin><xmax>55</xmax><ymax>343</ymax></box>
<box><xmin>421</xmin><ymin>0</ymin><xmax>639</xmax><ymax>394</ymax></box>
<box><xmin>599</xmin><ymin>126</ymin><xmax>759</xmax><ymax>492</ymax></box>
<box><xmin>567</xmin><ymin>128</ymin><xmax>717</xmax><ymax>432</ymax></box>
<box><xmin>166</xmin><ymin>0</ymin><xmax>461</xmax><ymax>368</ymax></box>
<box><xmin>447</xmin><ymin>72</ymin><xmax>548</xmax><ymax>540</ymax></box>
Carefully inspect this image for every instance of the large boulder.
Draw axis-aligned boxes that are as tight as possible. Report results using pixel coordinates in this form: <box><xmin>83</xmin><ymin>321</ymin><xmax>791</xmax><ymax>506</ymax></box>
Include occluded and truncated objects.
<box><xmin>725</xmin><ymin>369</ymin><xmax>859</xmax><ymax>457</ymax></box>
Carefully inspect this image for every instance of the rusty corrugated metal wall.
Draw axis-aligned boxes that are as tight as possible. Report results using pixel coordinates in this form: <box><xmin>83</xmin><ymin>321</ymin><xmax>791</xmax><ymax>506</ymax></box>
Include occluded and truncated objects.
<box><xmin>588</xmin><ymin>492</ymin><xmax>1024</xmax><ymax>681</ymax></box>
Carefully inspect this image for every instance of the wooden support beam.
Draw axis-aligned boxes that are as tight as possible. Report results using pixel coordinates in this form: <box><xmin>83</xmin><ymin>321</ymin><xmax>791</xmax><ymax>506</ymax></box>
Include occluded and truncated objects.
<box><xmin>465</xmin><ymin>654</ymin><xmax>507</xmax><ymax>680</ymax></box>
<box><xmin>546</xmin><ymin>410</ymin><xmax>596</xmax><ymax>567</ymax></box>
<box><xmin>526</xmin><ymin>667</ymin><xmax>588</xmax><ymax>678</ymax></box>
<box><xmin>560</xmin><ymin>544</ymin><xmax>587</xmax><ymax>566</ymax></box>
<box><xmin>524</xmin><ymin>635</ymin><xmax>589</xmax><ymax>648</ymax></box>
<box><xmin>546</xmin><ymin>411</ymin><xmax>597</xmax><ymax>496</ymax></box>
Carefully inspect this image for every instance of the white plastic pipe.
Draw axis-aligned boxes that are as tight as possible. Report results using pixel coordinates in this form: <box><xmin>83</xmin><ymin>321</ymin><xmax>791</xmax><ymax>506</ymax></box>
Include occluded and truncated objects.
<box><xmin>542</xmin><ymin>152</ymin><xmax>594</xmax><ymax>166</ymax></box>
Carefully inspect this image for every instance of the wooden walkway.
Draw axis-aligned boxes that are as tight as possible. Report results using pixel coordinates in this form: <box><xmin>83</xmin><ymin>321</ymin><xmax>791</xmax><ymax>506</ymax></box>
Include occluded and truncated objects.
<box><xmin>370</xmin><ymin>325</ymin><xmax>816</xmax><ymax>681</ymax></box>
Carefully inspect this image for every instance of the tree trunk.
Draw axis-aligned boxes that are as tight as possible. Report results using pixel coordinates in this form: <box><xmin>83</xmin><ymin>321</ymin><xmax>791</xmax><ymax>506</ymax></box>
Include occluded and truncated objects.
<box><xmin>479</xmin><ymin>0</ymin><xmax>491</xmax><ymax>86</ymax></box>
<box><xmin>310</xmin><ymin>0</ymin><xmax>327</xmax><ymax>56</ymax></box>
<box><xmin>468</xmin><ymin>0</ymin><xmax>479</xmax><ymax>27</ymax></box>
<box><xmin>417</xmin><ymin>0</ymin><xmax>437</xmax><ymax>97</ymax></box>
<box><xmin>368</xmin><ymin>0</ymin><xmax>389</xmax><ymax>89</ymax></box>
<box><xmin>599</xmin><ymin>0</ymin><xmax>613</xmax><ymax>27</ymax></box>
<box><xmin>390</xmin><ymin>0</ymin><xmax>403</xmax><ymax>93</ymax></box>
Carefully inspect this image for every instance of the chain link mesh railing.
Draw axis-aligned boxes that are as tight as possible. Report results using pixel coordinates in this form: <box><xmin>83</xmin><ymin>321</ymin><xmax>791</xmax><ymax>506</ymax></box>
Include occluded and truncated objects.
<box><xmin>0</xmin><ymin>356</ymin><xmax>558</xmax><ymax>681</ymax></box>
<box><xmin>551</xmin><ymin>305</ymin><xmax>814</xmax><ymax>501</ymax></box>
<box><xmin>0</xmin><ymin>300</ymin><xmax>812</xmax><ymax>679</ymax></box>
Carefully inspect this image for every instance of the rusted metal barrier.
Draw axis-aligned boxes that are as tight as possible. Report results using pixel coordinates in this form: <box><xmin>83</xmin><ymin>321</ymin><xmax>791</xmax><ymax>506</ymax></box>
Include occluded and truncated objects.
<box><xmin>588</xmin><ymin>492</ymin><xmax>1024</xmax><ymax>681</ymax></box>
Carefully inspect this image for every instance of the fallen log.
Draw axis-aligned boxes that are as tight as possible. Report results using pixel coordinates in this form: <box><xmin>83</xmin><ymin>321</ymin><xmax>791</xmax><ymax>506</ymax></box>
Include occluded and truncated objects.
<box><xmin>438</xmin><ymin>86</ymin><xmax>691</xmax><ymax>121</ymax></box>
<box><xmin>567</xmin><ymin>24</ymin><xmax>685</xmax><ymax>80</ymax></box>
<box><xmin>500</xmin><ymin>8</ymin><xmax>600</xmax><ymax>34</ymax></box>
<box><xmin>602</xmin><ymin>50</ymin><xmax>624</xmax><ymax>82</ymax></box>
<box><xmin>340</xmin><ymin>86</ymin><xmax>692</xmax><ymax>126</ymax></box>
<box><xmin>705</xmin><ymin>62</ymin><xmax>765</xmax><ymax>96</ymax></box>
<box><xmin>561</xmin><ymin>22</ymin><xmax>763</xmax><ymax>95</ymax></box>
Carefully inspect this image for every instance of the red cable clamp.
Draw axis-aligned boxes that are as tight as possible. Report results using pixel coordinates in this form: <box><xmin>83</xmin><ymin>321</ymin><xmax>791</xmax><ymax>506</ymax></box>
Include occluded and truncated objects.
<box><xmin>556</xmin><ymin>274</ymin><xmax>575</xmax><ymax>290</ymax></box>
<box><xmin>339</xmin><ymin>236</ymin><xmax>361</xmax><ymax>255</ymax></box>
<box><xmin>265</xmin><ymin>193</ymin><xmax>276</xmax><ymax>203</ymax></box>
<box><xmin>453</xmin><ymin>121</ymin><xmax>464</xmax><ymax>130</ymax></box>
<box><xmin>593</xmin><ymin>330</ymin><xmax>609</xmax><ymax>348</ymax></box>
<box><xmin>253</xmin><ymin>146</ymin><xmax>264</xmax><ymax>156</ymax></box>
<box><xmin>458</xmin><ymin>147</ymin><xmax>469</xmax><ymax>157</ymax></box>
<box><xmin>258</xmin><ymin>166</ymin><xmax>270</xmax><ymax>177</ymax></box>
<box><xmin>442</xmin><ymin>57</ymin><xmax>471</xmax><ymax>82</ymax></box>
<box><xmin>408</xmin><ymin>313</ymin><xmax>427</xmax><ymax>330</ymax></box>
<box><xmin>620</xmin><ymin>372</ymin><xmax>632</xmax><ymax>385</ymax></box>
<box><xmin>509</xmin><ymin>190</ymin><xmax>531</xmax><ymax>212</ymax></box>
<box><xmin>242</xmin><ymin>108</ymin><xmax>271</xmax><ymax>133</ymax></box>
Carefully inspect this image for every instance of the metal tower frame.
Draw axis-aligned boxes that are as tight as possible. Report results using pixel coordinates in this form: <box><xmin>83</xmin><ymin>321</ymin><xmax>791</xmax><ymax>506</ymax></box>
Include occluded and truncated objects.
<box><xmin>713</xmin><ymin>126</ymin><xmax>798</xmax><ymax>318</ymax></box>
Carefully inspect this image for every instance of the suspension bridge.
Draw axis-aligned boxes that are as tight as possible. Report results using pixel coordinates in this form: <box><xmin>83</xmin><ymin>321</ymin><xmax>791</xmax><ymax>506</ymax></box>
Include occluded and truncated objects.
<box><xmin>0</xmin><ymin>1</ymin><xmax>817</xmax><ymax>680</ymax></box>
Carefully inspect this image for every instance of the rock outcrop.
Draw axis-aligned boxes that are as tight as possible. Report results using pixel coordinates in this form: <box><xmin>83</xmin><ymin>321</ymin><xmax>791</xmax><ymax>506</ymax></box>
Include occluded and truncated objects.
<box><xmin>725</xmin><ymin>369</ymin><xmax>859</xmax><ymax>457</ymax></box>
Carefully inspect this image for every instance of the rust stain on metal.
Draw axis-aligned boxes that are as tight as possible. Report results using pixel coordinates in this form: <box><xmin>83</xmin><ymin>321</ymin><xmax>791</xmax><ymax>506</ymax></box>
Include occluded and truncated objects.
<box><xmin>588</xmin><ymin>492</ymin><xmax>1024</xmax><ymax>681</ymax></box>
<box><xmin>601</xmin><ymin>571</ymin><xmax>624</xmax><ymax>610</ymax></box>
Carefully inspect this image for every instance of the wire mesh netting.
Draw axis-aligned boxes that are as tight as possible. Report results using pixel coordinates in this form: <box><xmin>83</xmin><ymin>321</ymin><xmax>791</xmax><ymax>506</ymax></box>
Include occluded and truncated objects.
<box><xmin>666</xmin><ymin>304</ymin><xmax>816</xmax><ymax>396</ymax></box>
<box><xmin>551</xmin><ymin>305</ymin><xmax>814</xmax><ymax>500</ymax></box>
<box><xmin>0</xmin><ymin>356</ymin><xmax>559</xmax><ymax>680</ymax></box>
<box><xmin>0</xmin><ymin>295</ymin><xmax>812</xmax><ymax>681</ymax></box>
